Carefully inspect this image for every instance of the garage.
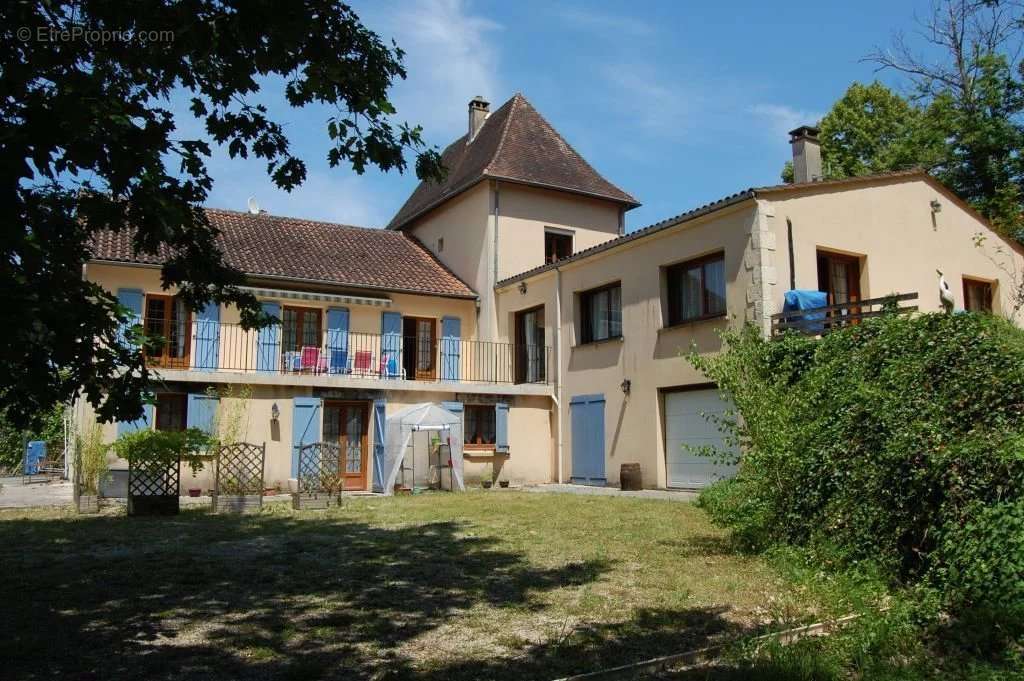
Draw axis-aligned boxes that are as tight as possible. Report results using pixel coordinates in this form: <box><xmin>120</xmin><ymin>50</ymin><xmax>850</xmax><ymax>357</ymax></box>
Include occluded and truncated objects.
<box><xmin>664</xmin><ymin>388</ymin><xmax>738</xmax><ymax>489</ymax></box>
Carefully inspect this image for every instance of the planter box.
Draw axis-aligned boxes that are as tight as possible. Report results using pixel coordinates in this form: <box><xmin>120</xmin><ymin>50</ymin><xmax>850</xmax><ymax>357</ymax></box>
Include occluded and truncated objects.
<box><xmin>213</xmin><ymin>494</ymin><xmax>263</xmax><ymax>514</ymax></box>
<box><xmin>291</xmin><ymin>493</ymin><xmax>335</xmax><ymax>510</ymax></box>
<box><xmin>128</xmin><ymin>494</ymin><xmax>179</xmax><ymax>516</ymax></box>
<box><xmin>77</xmin><ymin>494</ymin><xmax>99</xmax><ymax>514</ymax></box>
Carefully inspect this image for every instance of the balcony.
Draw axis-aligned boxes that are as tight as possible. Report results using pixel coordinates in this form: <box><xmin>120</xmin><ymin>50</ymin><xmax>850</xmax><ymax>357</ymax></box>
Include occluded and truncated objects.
<box><xmin>770</xmin><ymin>292</ymin><xmax>919</xmax><ymax>338</ymax></box>
<box><xmin>139</xmin><ymin>318</ymin><xmax>552</xmax><ymax>386</ymax></box>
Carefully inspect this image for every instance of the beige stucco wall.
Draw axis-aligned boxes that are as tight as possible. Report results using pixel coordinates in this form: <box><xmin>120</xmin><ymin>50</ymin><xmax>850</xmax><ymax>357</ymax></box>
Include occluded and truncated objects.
<box><xmin>764</xmin><ymin>177</ymin><xmax>1024</xmax><ymax>320</ymax></box>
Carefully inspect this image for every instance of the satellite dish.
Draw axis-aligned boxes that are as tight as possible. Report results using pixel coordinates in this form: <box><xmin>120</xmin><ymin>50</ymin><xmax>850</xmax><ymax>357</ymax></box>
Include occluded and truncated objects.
<box><xmin>247</xmin><ymin>196</ymin><xmax>260</xmax><ymax>215</ymax></box>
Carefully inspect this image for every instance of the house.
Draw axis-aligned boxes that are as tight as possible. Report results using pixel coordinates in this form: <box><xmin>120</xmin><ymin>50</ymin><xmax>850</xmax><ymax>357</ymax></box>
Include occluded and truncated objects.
<box><xmin>77</xmin><ymin>94</ymin><xmax>1024</xmax><ymax>493</ymax></box>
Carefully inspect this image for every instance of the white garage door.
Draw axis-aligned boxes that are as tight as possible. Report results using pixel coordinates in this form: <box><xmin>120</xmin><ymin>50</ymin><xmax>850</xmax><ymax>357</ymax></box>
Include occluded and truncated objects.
<box><xmin>665</xmin><ymin>389</ymin><xmax>738</xmax><ymax>489</ymax></box>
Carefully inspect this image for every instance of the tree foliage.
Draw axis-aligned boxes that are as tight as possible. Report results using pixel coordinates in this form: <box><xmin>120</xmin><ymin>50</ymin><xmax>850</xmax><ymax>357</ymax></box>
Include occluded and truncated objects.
<box><xmin>690</xmin><ymin>313</ymin><xmax>1024</xmax><ymax>620</ymax></box>
<box><xmin>1</xmin><ymin>1</ymin><xmax>445</xmax><ymax>429</ymax></box>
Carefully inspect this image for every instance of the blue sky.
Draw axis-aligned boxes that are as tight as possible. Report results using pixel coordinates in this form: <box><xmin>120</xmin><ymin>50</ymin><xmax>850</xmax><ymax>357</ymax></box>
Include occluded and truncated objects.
<box><xmin>187</xmin><ymin>0</ymin><xmax>939</xmax><ymax>232</ymax></box>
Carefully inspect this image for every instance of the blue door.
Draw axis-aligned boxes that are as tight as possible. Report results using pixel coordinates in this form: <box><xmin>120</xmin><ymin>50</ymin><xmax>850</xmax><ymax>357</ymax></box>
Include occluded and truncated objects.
<box><xmin>570</xmin><ymin>394</ymin><xmax>606</xmax><ymax>485</ymax></box>
<box><xmin>381</xmin><ymin>312</ymin><xmax>402</xmax><ymax>378</ymax></box>
<box><xmin>440</xmin><ymin>317</ymin><xmax>461</xmax><ymax>381</ymax></box>
<box><xmin>257</xmin><ymin>302</ymin><xmax>281</xmax><ymax>372</ymax></box>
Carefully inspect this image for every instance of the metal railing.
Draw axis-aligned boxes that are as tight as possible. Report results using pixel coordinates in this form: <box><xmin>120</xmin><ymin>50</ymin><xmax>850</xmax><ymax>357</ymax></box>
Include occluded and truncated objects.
<box><xmin>770</xmin><ymin>292</ymin><xmax>919</xmax><ymax>338</ymax></box>
<box><xmin>137</xmin><ymin>318</ymin><xmax>552</xmax><ymax>385</ymax></box>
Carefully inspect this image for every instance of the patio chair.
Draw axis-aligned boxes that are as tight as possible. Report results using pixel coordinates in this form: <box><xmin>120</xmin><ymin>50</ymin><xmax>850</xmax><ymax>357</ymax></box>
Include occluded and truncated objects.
<box><xmin>283</xmin><ymin>350</ymin><xmax>301</xmax><ymax>373</ymax></box>
<box><xmin>328</xmin><ymin>349</ymin><xmax>349</xmax><ymax>374</ymax></box>
<box><xmin>353</xmin><ymin>350</ymin><xmax>374</xmax><ymax>376</ymax></box>
<box><xmin>380</xmin><ymin>351</ymin><xmax>405</xmax><ymax>379</ymax></box>
<box><xmin>300</xmin><ymin>346</ymin><xmax>320</xmax><ymax>373</ymax></box>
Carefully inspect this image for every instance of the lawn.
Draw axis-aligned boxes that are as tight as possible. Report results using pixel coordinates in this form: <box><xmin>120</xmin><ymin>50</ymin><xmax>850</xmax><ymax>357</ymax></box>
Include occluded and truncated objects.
<box><xmin>0</xmin><ymin>492</ymin><xmax>824</xmax><ymax>680</ymax></box>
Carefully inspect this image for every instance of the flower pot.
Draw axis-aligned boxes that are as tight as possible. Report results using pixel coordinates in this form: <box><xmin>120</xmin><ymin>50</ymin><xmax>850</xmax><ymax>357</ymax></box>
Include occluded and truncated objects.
<box><xmin>214</xmin><ymin>494</ymin><xmax>263</xmax><ymax>514</ymax></box>
<box><xmin>187</xmin><ymin>488</ymin><xmax>202</xmax><ymax>498</ymax></box>
<box><xmin>482</xmin><ymin>480</ymin><xmax>493</xmax><ymax>489</ymax></box>
<box><xmin>499</xmin><ymin>480</ymin><xmax>510</xmax><ymax>488</ymax></box>
<box><xmin>77</xmin><ymin>494</ymin><xmax>99</xmax><ymax>514</ymax></box>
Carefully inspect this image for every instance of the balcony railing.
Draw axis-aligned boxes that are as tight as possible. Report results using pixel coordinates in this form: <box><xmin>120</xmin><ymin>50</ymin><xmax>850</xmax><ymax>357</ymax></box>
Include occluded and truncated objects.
<box><xmin>770</xmin><ymin>292</ymin><xmax>919</xmax><ymax>338</ymax></box>
<box><xmin>137</xmin><ymin>318</ymin><xmax>552</xmax><ymax>385</ymax></box>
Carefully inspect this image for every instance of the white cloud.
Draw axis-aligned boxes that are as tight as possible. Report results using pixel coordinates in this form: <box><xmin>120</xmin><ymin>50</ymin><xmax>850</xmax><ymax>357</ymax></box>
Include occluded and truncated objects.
<box><xmin>555</xmin><ymin>7</ymin><xmax>656</xmax><ymax>37</ymax></box>
<box><xmin>749</xmin><ymin>103</ymin><xmax>823</xmax><ymax>139</ymax></box>
<box><xmin>361</xmin><ymin>0</ymin><xmax>502</xmax><ymax>142</ymax></box>
<box><xmin>600</xmin><ymin>62</ymin><xmax>700</xmax><ymax>139</ymax></box>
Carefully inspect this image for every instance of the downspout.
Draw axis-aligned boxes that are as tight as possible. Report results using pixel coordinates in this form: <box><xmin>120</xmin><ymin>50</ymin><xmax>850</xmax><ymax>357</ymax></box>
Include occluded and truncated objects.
<box><xmin>493</xmin><ymin>181</ymin><xmax>500</xmax><ymax>301</ymax></box>
<box><xmin>554</xmin><ymin>264</ymin><xmax>564</xmax><ymax>484</ymax></box>
<box><xmin>787</xmin><ymin>218</ymin><xmax>796</xmax><ymax>290</ymax></box>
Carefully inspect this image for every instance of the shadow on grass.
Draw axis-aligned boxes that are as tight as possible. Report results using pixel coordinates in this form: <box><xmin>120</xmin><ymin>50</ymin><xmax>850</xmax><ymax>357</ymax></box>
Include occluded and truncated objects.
<box><xmin>0</xmin><ymin>510</ymin><xmax>753</xmax><ymax>680</ymax></box>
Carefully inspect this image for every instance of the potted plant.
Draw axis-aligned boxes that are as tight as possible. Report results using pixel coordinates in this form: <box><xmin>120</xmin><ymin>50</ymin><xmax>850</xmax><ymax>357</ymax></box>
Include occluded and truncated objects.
<box><xmin>293</xmin><ymin>468</ymin><xmax>342</xmax><ymax>510</ymax></box>
<box><xmin>481</xmin><ymin>463</ymin><xmax>493</xmax><ymax>489</ymax></box>
<box><xmin>114</xmin><ymin>427</ymin><xmax>210</xmax><ymax>516</ymax></box>
<box><xmin>187</xmin><ymin>487</ymin><xmax>202</xmax><ymax>498</ymax></box>
<box><xmin>75</xmin><ymin>422</ymin><xmax>109</xmax><ymax>514</ymax></box>
<box><xmin>499</xmin><ymin>479</ymin><xmax>510</xmax><ymax>489</ymax></box>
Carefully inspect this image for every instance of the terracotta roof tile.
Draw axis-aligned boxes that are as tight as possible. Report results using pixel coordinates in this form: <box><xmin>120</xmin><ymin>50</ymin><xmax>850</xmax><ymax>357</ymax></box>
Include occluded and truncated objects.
<box><xmin>388</xmin><ymin>93</ymin><xmax>639</xmax><ymax>229</ymax></box>
<box><xmin>91</xmin><ymin>208</ymin><xmax>477</xmax><ymax>299</ymax></box>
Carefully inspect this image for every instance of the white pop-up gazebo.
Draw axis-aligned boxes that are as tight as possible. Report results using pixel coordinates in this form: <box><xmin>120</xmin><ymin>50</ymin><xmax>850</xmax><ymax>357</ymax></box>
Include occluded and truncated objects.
<box><xmin>378</xmin><ymin>403</ymin><xmax>465</xmax><ymax>495</ymax></box>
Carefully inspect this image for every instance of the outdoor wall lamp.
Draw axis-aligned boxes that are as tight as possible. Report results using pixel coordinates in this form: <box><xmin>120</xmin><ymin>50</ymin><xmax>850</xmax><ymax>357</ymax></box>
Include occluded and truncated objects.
<box><xmin>620</xmin><ymin>379</ymin><xmax>631</xmax><ymax>395</ymax></box>
<box><xmin>930</xmin><ymin>199</ymin><xmax>942</xmax><ymax>213</ymax></box>
<box><xmin>271</xmin><ymin>402</ymin><xmax>280</xmax><ymax>422</ymax></box>
<box><xmin>518</xmin><ymin>281</ymin><xmax>528</xmax><ymax>295</ymax></box>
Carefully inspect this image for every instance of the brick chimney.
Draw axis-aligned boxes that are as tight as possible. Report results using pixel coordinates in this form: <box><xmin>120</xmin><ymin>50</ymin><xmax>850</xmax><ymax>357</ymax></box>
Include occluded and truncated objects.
<box><xmin>468</xmin><ymin>96</ymin><xmax>490</xmax><ymax>142</ymax></box>
<box><xmin>789</xmin><ymin>125</ymin><xmax>822</xmax><ymax>183</ymax></box>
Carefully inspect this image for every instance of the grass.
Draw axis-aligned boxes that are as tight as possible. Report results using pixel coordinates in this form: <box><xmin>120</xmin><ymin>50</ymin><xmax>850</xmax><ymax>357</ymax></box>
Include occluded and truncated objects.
<box><xmin>0</xmin><ymin>491</ymin><xmax>826</xmax><ymax>681</ymax></box>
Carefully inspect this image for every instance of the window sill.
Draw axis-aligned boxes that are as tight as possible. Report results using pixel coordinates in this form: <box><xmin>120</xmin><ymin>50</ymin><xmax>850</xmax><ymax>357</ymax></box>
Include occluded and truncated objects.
<box><xmin>464</xmin><ymin>444</ymin><xmax>497</xmax><ymax>453</ymax></box>
<box><xmin>659</xmin><ymin>314</ymin><xmax>728</xmax><ymax>332</ymax></box>
<box><xmin>573</xmin><ymin>336</ymin><xmax>624</xmax><ymax>349</ymax></box>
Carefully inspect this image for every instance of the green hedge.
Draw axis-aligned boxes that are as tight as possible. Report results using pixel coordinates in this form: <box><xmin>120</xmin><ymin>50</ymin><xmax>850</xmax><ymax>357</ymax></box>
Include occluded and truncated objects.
<box><xmin>690</xmin><ymin>312</ymin><xmax>1024</xmax><ymax>616</ymax></box>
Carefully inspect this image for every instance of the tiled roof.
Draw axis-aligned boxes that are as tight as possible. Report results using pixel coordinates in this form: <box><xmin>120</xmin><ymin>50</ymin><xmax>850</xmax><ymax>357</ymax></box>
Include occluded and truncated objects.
<box><xmin>496</xmin><ymin>169</ymin><xmax>932</xmax><ymax>287</ymax></box>
<box><xmin>387</xmin><ymin>93</ymin><xmax>639</xmax><ymax>229</ymax></box>
<box><xmin>91</xmin><ymin>208</ymin><xmax>477</xmax><ymax>299</ymax></box>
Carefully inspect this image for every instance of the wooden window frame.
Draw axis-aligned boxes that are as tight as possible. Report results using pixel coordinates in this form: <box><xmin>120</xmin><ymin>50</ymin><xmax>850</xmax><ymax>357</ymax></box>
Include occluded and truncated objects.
<box><xmin>579</xmin><ymin>282</ymin><xmax>622</xmax><ymax>345</ymax></box>
<box><xmin>816</xmin><ymin>250</ymin><xmax>862</xmax><ymax>306</ymax></box>
<box><xmin>154</xmin><ymin>393</ymin><xmax>188</xmax><ymax>432</ymax></box>
<box><xmin>463</xmin><ymin>404</ymin><xmax>497</xmax><ymax>451</ymax></box>
<box><xmin>545</xmin><ymin>229</ymin><xmax>573</xmax><ymax>265</ymax></box>
<box><xmin>665</xmin><ymin>251</ymin><xmax>727</xmax><ymax>326</ymax></box>
<box><xmin>281</xmin><ymin>305</ymin><xmax>322</xmax><ymax>354</ymax></box>
<box><xmin>144</xmin><ymin>294</ymin><xmax>191</xmax><ymax>369</ymax></box>
<box><xmin>962</xmin><ymin>276</ymin><xmax>994</xmax><ymax>313</ymax></box>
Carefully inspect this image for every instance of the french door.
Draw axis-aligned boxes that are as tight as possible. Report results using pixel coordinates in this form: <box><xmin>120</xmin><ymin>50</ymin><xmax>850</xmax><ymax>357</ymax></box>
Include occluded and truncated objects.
<box><xmin>144</xmin><ymin>295</ymin><xmax>191</xmax><ymax>368</ymax></box>
<box><xmin>816</xmin><ymin>251</ymin><xmax>862</xmax><ymax>323</ymax></box>
<box><xmin>515</xmin><ymin>306</ymin><xmax>546</xmax><ymax>384</ymax></box>
<box><xmin>323</xmin><ymin>402</ymin><xmax>369</xmax><ymax>490</ymax></box>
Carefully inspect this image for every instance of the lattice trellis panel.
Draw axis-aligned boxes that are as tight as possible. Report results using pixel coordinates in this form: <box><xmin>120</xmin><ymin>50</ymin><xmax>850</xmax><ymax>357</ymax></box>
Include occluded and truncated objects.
<box><xmin>129</xmin><ymin>457</ymin><xmax>180</xmax><ymax>497</ymax></box>
<box><xmin>215</xmin><ymin>442</ymin><xmax>266</xmax><ymax>496</ymax></box>
<box><xmin>297</xmin><ymin>442</ymin><xmax>344</xmax><ymax>494</ymax></box>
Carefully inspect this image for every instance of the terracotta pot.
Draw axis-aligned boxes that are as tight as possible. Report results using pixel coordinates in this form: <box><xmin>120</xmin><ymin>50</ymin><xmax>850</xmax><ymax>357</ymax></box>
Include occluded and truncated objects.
<box><xmin>187</xmin><ymin>488</ymin><xmax>201</xmax><ymax>498</ymax></box>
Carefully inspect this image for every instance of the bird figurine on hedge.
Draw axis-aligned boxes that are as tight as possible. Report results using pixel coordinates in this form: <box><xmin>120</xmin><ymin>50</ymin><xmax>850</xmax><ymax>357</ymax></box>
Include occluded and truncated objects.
<box><xmin>937</xmin><ymin>269</ymin><xmax>955</xmax><ymax>313</ymax></box>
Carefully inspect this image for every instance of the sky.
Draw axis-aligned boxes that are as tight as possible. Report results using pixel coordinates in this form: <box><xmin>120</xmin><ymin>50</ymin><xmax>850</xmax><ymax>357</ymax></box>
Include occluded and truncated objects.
<box><xmin>185</xmin><ymin>0</ymin><xmax>943</xmax><ymax>233</ymax></box>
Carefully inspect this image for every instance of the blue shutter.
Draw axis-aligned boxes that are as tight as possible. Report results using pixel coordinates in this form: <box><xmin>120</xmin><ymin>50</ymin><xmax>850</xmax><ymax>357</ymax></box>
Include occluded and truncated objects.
<box><xmin>440</xmin><ymin>317</ymin><xmax>461</xmax><ymax>381</ymax></box>
<box><xmin>381</xmin><ymin>311</ymin><xmax>402</xmax><ymax>378</ymax></box>
<box><xmin>187</xmin><ymin>393</ymin><xmax>219</xmax><ymax>436</ymax></box>
<box><xmin>495</xmin><ymin>402</ymin><xmax>509</xmax><ymax>454</ymax></box>
<box><xmin>326</xmin><ymin>308</ymin><xmax>350</xmax><ymax>374</ymax></box>
<box><xmin>116</xmin><ymin>402</ymin><xmax>154</xmax><ymax>438</ymax></box>
<box><xmin>116</xmin><ymin>288</ymin><xmax>144</xmax><ymax>350</ymax></box>
<box><xmin>257</xmin><ymin>302</ymin><xmax>281</xmax><ymax>372</ymax></box>
<box><xmin>291</xmin><ymin>397</ymin><xmax>322</xmax><ymax>478</ymax></box>
<box><xmin>372</xmin><ymin>398</ymin><xmax>387</xmax><ymax>492</ymax></box>
<box><xmin>570</xmin><ymin>394</ymin><xmax>606</xmax><ymax>485</ymax></box>
<box><xmin>194</xmin><ymin>302</ymin><xmax>220</xmax><ymax>370</ymax></box>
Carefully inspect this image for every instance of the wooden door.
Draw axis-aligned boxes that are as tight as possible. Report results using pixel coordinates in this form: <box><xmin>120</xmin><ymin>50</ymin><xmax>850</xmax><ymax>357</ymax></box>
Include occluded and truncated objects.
<box><xmin>817</xmin><ymin>251</ymin><xmax>862</xmax><ymax>323</ymax></box>
<box><xmin>144</xmin><ymin>294</ymin><xmax>191</xmax><ymax>368</ymax></box>
<box><xmin>324</xmin><ymin>402</ymin><xmax>369</xmax><ymax>490</ymax></box>
<box><xmin>402</xmin><ymin>317</ymin><xmax>436</xmax><ymax>380</ymax></box>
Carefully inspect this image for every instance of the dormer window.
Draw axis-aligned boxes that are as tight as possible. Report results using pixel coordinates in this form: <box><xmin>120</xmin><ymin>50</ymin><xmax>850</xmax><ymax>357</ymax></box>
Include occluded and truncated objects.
<box><xmin>545</xmin><ymin>229</ymin><xmax>573</xmax><ymax>264</ymax></box>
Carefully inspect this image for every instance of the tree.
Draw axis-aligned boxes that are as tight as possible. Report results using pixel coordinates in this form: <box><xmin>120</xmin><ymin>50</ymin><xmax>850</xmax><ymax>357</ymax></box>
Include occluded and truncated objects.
<box><xmin>0</xmin><ymin>2</ymin><xmax>445</xmax><ymax>430</ymax></box>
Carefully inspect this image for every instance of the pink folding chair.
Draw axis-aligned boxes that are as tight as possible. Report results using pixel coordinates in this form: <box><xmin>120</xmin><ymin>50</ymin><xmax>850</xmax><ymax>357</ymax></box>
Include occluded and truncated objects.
<box><xmin>300</xmin><ymin>346</ymin><xmax>320</xmax><ymax>373</ymax></box>
<box><xmin>353</xmin><ymin>350</ymin><xmax>373</xmax><ymax>376</ymax></box>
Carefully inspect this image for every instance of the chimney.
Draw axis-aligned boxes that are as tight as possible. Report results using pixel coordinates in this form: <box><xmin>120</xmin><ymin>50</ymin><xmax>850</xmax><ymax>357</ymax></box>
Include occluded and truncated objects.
<box><xmin>789</xmin><ymin>125</ymin><xmax>822</xmax><ymax>183</ymax></box>
<box><xmin>468</xmin><ymin>96</ymin><xmax>490</xmax><ymax>142</ymax></box>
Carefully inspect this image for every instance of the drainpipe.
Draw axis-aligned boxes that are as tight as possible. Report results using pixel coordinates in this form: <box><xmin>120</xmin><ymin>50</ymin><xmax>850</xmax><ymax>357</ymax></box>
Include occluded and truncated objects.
<box><xmin>554</xmin><ymin>264</ymin><xmax>564</xmax><ymax>484</ymax></box>
<box><xmin>492</xmin><ymin>181</ymin><xmax>501</xmax><ymax>340</ymax></box>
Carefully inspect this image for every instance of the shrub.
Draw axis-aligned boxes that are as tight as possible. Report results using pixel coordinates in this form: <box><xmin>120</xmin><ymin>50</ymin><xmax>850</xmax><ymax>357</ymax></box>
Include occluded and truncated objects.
<box><xmin>690</xmin><ymin>312</ymin><xmax>1024</xmax><ymax>615</ymax></box>
<box><xmin>112</xmin><ymin>428</ymin><xmax>212</xmax><ymax>475</ymax></box>
<box><xmin>77</xmin><ymin>421</ymin><xmax>110</xmax><ymax>495</ymax></box>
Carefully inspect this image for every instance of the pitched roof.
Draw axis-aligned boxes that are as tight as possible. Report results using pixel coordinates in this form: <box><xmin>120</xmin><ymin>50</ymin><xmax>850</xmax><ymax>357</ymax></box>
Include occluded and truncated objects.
<box><xmin>91</xmin><ymin>208</ymin><xmax>477</xmax><ymax>299</ymax></box>
<box><xmin>387</xmin><ymin>93</ymin><xmax>639</xmax><ymax>229</ymax></box>
<box><xmin>496</xmin><ymin>169</ymin><xmax>936</xmax><ymax>287</ymax></box>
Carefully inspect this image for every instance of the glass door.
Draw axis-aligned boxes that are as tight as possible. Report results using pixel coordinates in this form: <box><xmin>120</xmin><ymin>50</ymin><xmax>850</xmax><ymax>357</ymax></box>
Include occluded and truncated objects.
<box><xmin>324</xmin><ymin>402</ymin><xmax>369</xmax><ymax>490</ymax></box>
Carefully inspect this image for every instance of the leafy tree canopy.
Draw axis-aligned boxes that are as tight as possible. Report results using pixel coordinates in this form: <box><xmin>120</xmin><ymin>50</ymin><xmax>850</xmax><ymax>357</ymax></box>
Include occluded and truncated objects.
<box><xmin>0</xmin><ymin>1</ymin><xmax>445</xmax><ymax>429</ymax></box>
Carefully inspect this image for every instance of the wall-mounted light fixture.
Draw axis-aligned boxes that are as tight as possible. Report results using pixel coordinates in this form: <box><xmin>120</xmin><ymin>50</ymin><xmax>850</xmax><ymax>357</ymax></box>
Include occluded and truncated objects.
<box><xmin>930</xmin><ymin>199</ymin><xmax>942</xmax><ymax>213</ymax></box>
<box><xmin>518</xmin><ymin>281</ymin><xmax>528</xmax><ymax>295</ymax></box>
<box><xmin>620</xmin><ymin>378</ymin><xmax>631</xmax><ymax>395</ymax></box>
<box><xmin>271</xmin><ymin>402</ymin><xmax>280</xmax><ymax>423</ymax></box>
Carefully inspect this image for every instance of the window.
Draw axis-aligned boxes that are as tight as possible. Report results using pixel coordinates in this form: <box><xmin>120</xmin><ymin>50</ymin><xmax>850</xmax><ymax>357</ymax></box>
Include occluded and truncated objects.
<box><xmin>282</xmin><ymin>306</ymin><xmax>322</xmax><ymax>353</ymax></box>
<box><xmin>816</xmin><ymin>251</ymin><xmax>861</xmax><ymax>306</ymax></box>
<box><xmin>580</xmin><ymin>283</ymin><xmax>622</xmax><ymax>344</ymax></box>
<box><xmin>666</xmin><ymin>253</ymin><xmax>726</xmax><ymax>325</ymax></box>
<box><xmin>154</xmin><ymin>393</ymin><xmax>187</xmax><ymax>432</ymax></box>
<box><xmin>144</xmin><ymin>294</ymin><xmax>191</xmax><ymax>368</ymax></box>
<box><xmin>963</xmin><ymin>277</ymin><xmax>993</xmax><ymax>313</ymax></box>
<box><xmin>515</xmin><ymin>306</ymin><xmax>546</xmax><ymax>383</ymax></box>
<box><xmin>545</xmin><ymin>230</ymin><xmax>573</xmax><ymax>264</ymax></box>
<box><xmin>437</xmin><ymin>237</ymin><xmax>444</xmax><ymax>253</ymax></box>
<box><xmin>464</xmin><ymin>405</ymin><xmax>496</xmax><ymax>448</ymax></box>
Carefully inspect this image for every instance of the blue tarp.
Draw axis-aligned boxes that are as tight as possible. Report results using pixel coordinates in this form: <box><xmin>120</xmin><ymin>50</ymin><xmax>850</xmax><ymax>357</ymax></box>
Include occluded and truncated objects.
<box><xmin>24</xmin><ymin>440</ymin><xmax>46</xmax><ymax>475</ymax></box>
<box><xmin>781</xmin><ymin>290</ymin><xmax>829</xmax><ymax>334</ymax></box>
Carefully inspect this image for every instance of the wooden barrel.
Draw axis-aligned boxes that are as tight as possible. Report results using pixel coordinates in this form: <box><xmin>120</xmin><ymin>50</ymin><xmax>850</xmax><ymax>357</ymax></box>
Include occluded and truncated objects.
<box><xmin>620</xmin><ymin>463</ymin><xmax>642</xmax><ymax>491</ymax></box>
